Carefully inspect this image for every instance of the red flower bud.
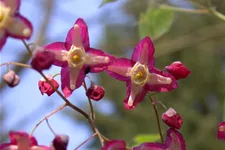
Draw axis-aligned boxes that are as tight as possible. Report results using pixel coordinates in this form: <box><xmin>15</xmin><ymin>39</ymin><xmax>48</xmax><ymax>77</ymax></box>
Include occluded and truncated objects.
<box><xmin>162</xmin><ymin>108</ymin><xmax>183</xmax><ymax>130</ymax></box>
<box><xmin>3</xmin><ymin>70</ymin><xmax>20</xmax><ymax>87</ymax></box>
<box><xmin>31</xmin><ymin>49</ymin><xmax>55</xmax><ymax>72</ymax></box>
<box><xmin>102</xmin><ymin>140</ymin><xmax>126</xmax><ymax>150</ymax></box>
<box><xmin>165</xmin><ymin>61</ymin><xmax>191</xmax><ymax>80</ymax></box>
<box><xmin>38</xmin><ymin>75</ymin><xmax>59</xmax><ymax>96</ymax></box>
<box><xmin>86</xmin><ymin>82</ymin><xmax>105</xmax><ymax>101</ymax></box>
<box><xmin>217</xmin><ymin>122</ymin><xmax>225</xmax><ymax>140</ymax></box>
<box><xmin>51</xmin><ymin>135</ymin><xmax>69</xmax><ymax>150</ymax></box>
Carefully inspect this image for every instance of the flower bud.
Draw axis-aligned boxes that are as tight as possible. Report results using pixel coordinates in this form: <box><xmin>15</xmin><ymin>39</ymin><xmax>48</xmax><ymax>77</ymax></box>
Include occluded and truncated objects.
<box><xmin>50</xmin><ymin>135</ymin><xmax>69</xmax><ymax>150</ymax></box>
<box><xmin>217</xmin><ymin>122</ymin><xmax>225</xmax><ymax>140</ymax></box>
<box><xmin>38</xmin><ymin>75</ymin><xmax>59</xmax><ymax>96</ymax></box>
<box><xmin>102</xmin><ymin>140</ymin><xmax>126</xmax><ymax>150</ymax></box>
<box><xmin>3</xmin><ymin>70</ymin><xmax>20</xmax><ymax>87</ymax></box>
<box><xmin>31</xmin><ymin>48</ymin><xmax>55</xmax><ymax>72</ymax></box>
<box><xmin>162</xmin><ymin>108</ymin><xmax>183</xmax><ymax>130</ymax></box>
<box><xmin>165</xmin><ymin>61</ymin><xmax>191</xmax><ymax>80</ymax></box>
<box><xmin>86</xmin><ymin>82</ymin><xmax>105</xmax><ymax>101</ymax></box>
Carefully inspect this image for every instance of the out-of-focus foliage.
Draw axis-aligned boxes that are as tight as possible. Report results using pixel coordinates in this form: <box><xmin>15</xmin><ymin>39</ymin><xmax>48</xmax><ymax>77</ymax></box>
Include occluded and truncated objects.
<box><xmin>99</xmin><ymin>0</ymin><xmax>117</xmax><ymax>7</ymax></box>
<box><xmin>133</xmin><ymin>133</ymin><xmax>160</xmax><ymax>146</ymax></box>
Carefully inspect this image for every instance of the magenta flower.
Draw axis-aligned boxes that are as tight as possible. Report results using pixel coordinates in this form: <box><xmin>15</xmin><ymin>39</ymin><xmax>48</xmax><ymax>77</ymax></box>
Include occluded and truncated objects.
<box><xmin>162</xmin><ymin>108</ymin><xmax>183</xmax><ymax>130</ymax></box>
<box><xmin>165</xmin><ymin>61</ymin><xmax>191</xmax><ymax>80</ymax></box>
<box><xmin>38</xmin><ymin>75</ymin><xmax>59</xmax><ymax>96</ymax></box>
<box><xmin>86</xmin><ymin>82</ymin><xmax>105</xmax><ymax>101</ymax></box>
<box><xmin>133</xmin><ymin>128</ymin><xmax>186</xmax><ymax>150</ymax></box>
<box><xmin>107</xmin><ymin>37</ymin><xmax>178</xmax><ymax>109</ymax></box>
<box><xmin>0</xmin><ymin>131</ymin><xmax>49</xmax><ymax>150</ymax></box>
<box><xmin>44</xmin><ymin>18</ymin><xmax>113</xmax><ymax>97</ymax></box>
<box><xmin>217</xmin><ymin>122</ymin><xmax>225</xmax><ymax>140</ymax></box>
<box><xmin>50</xmin><ymin>135</ymin><xmax>69</xmax><ymax>150</ymax></box>
<box><xmin>101</xmin><ymin>140</ymin><xmax>126</xmax><ymax>150</ymax></box>
<box><xmin>0</xmin><ymin>0</ymin><xmax>33</xmax><ymax>50</ymax></box>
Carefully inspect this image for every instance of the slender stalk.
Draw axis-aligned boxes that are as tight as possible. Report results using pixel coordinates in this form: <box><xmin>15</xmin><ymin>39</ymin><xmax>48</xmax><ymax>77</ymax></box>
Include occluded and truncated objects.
<box><xmin>52</xmin><ymin>73</ymin><xmax>60</xmax><ymax>78</ymax></box>
<box><xmin>74</xmin><ymin>133</ymin><xmax>97</xmax><ymax>150</ymax></box>
<box><xmin>0</xmin><ymin>62</ymin><xmax>31</xmax><ymax>68</ymax></box>
<box><xmin>30</xmin><ymin>103</ymin><xmax>67</xmax><ymax>136</ymax></box>
<box><xmin>46</xmin><ymin>118</ymin><xmax>56</xmax><ymax>136</ymax></box>
<box><xmin>22</xmin><ymin>39</ymin><xmax>33</xmax><ymax>57</ymax></box>
<box><xmin>160</xmin><ymin>4</ymin><xmax>209</xmax><ymax>14</ymax></box>
<box><xmin>208</xmin><ymin>8</ymin><xmax>225</xmax><ymax>22</ymax></box>
<box><xmin>149</xmin><ymin>96</ymin><xmax>164</xmax><ymax>143</ymax></box>
<box><xmin>83</xmin><ymin>81</ymin><xmax>95</xmax><ymax>121</ymax></box>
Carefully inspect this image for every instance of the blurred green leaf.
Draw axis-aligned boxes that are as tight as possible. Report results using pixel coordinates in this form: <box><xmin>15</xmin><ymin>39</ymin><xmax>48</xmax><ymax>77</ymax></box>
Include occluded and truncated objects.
<box><xmin>138</xmin><ymin>8</ymin><xmax>174</xmax><ymax>40</ymax></box>
<box><xmin>134</xmin><ymin>134</ymin><xmax>160</xmax><ymax>145</ymax></box>
<box><xmin>99</xmin><ymin>0</ymin><xmax>117</xmax><ymax>8</ymax></box>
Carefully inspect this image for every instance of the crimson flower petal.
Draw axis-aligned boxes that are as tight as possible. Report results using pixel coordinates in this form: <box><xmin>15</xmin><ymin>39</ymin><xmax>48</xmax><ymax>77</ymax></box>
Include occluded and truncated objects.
<box><xmin>1</xmin><ymin>0</ymin><xmax>21</xmax><ymax>13</ymax></box>
<box><xmin>6</xmin><ymin>14</ymin><xmax>33</xmax><ymax>39</ymax></box>
<box><xmin>147</xmin><ymin>68</ymin><xmax>178</xmax><ymax>92</ymax></box>
<box><xmin>123</xmin><ymin>82</ymin><xmax>148</xmax><ymax>110</ymax></box>
<box><xmin>61</xmin><ymin>67</ymin><xmax>86</xmax><ymax>97</ymax></box>
<box><xmin>165</xmin><ymin>128</ymin><xmax>186</xmax><ymax>150</ymax></box>
<box><xmin>217</xmin><ymin>122</ymin><xmax>225</xmax><ymax>140</ymax></box>
<box><xmin>0</xmin><ymin>143</ymin><xmax>16</xmax><ymax>149</ymax></box>
<box><xmin>107</xmin><ymin>58</ymin><xmax>134</xmax><ymax>82</ymax></box>
<box><xmin>0</xmin><ymin>31</ymin><xmax>7</xmax><ymax>51</ymax></box>
<box><xmin>162</xmin><ymin>108</ymin><xmax>183</xmax><ymax>130</ymax></box>
<box><xmin>65</xmin><ymin>18</ymin><xmax>90</xmax><ymax>49</ymax></box>
<box><xmin>101</xmin><ymin>140</ymin><xmax>126</xmax><ymax>150</ymax></box>
<box><xmin>131</xmin><ymin>37</ymin><xmax>155</xmax><ymax>67</ymax></box>
<box><xmin>133</xmin><ymin>142</ymin><xmax>166</xmax><ymax>150</ymax></box>
<box><xmin>44</xmin><ymin>42</ymin><xmax>70</xmax><ymax>67</ymax></box>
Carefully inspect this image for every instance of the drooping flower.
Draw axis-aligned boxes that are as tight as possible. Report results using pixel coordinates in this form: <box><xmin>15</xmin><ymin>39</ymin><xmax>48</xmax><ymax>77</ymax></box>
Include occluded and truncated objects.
<box><xmin>50</xmin><ymin>135</ymin><xmax>69</xmax><ymax>150</ymax></box>
<box><xmin>86</xmin><ymin>82</ymin><xmax>105</xmax><ymax>101</ymax></box>
<box><xmin>165</xmin><ymin>61</ymin><xmax>191</xmax><ymax>80</ymax></box>
<box><xmin>0</xmin><ymin>131</ymin><xmax>49</xmax><ymax>150</ymax></box>
<box><xmin>133</xmin><ymin>128</ymin><xmax>186</xmax><ymax>150</ymax></box>
<box><xmin>217</xmin><ymin>122</ymin><xmax>225</xmax><ymax>140</ymax></box>
<box><xmin>3</xmin><ymin>70</ymin><xmax>20</xmax><ymax>87</ymax></box>
<box><xmin>0</xmin><ymin>0</ymin><xmax>33</xmax><ymax>50</ymax></box>
<box><xmin>31</xmin><ymin>48</ymin><xmax>55</xmax><ymax>72</ymax></box>
<box><xmin>44</xmin><ymin>18</ymin><xmax>113</xmax><ymax>97</ymax></box>
<box><xmin>38</xmin><ymin>75</ymin><xmax>59</xmax><ymax>96</ymax></box>
<box><xmin>101</xmin><ymin>140</ymin><xmax>126</xmax><ymax>150</ymax></box>
<box><xmin>162</xmin><ymin>108</ymin><xmax>183</xmax><ymax>130</ymax></box>
<box><xmin>106</xmin><ymin>37</ymin><xmax>178</xmax><ymax>109</ymax></box>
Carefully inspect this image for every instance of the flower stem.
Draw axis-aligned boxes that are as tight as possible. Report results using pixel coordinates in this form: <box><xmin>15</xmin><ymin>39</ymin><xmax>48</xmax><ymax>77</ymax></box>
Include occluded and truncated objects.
<box><xmin>30</xmin><ymin>103</ymin><xmax>67</xmax><ymax>136</ymax></box>
<box><xmin>52</xmin><ymin>73</ymin><xmax>60</xmax><ymax>78</ymax></box>
<box><xmin>22</xmin><ymin>39</ymin><xmax>33</xmax><ymax>57</ymax></box>
<box><xmin>83</xmin><ymin>81</ymin><xmax>95</xmax><ymax>121</ymax></box>
<box><xmin>0</xmin><ymin>62</ymin><xmax>31</xmax><ymax>68</ymax></box>
<box><xmin>148</xmin><ymin>96</ymin><xmax>164</xmax><ymax>143</ymax></box>
<box><xmin>46</xmin><ymin>118</ymin><xmax>56</xmax><ymax>136</ymax></box>
<box><xmin>74</xmin><ymin>133</ymin><xmax>97</xmax><ymax>150</ymax></box>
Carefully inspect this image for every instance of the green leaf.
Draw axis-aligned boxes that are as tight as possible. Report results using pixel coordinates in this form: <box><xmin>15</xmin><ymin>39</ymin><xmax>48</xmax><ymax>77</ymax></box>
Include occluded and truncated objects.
<box><xmin>99</xmin><ymin>0</ymin><xmax>117</xmax><ymax>8</ymax></box>
<box><xmin>138</xmin><ymin>8</ymin><xmax>174</xmax><ymax>40</ymax></box>
<box><xmin>133</xmin><ymin>134</ymin><xmax>160</xmax><ymax>145</ymax></box>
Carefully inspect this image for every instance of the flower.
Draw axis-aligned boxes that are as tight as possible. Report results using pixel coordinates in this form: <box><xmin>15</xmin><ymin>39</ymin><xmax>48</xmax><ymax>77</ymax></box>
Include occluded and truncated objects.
<box><xmin>217</xmin><ymin>122</ymin><xmax>225</xmax><ymax>140</ymax></box>
<box><xmin>133</xmin><ymin>128</ymin><xmax>186</xmax><ymax>150</ymax></box>
<box><xmin>106</xmin><ymin>37</ymin><xmax>178</xmax><ymax>109</ymax></box>
<box><xmin>101</xmin><ymin>140</ymin><xmax>126</xmax><ymax>150</ymax></box>
<box><xmin>50</xmin><ymin>135</ymin><xmax>69</xmax><ymax>150</ymax></box>
<box><xmin>0</xmin><ymin>131</ymin><xmax>49</xmax><ymax>150</ymax></box>
<box><xmin>31</xmin><ymin>49</ymin><xmax>55</xmax><ymax>72</ymax></box>
<box><xmin>38</xmin><ymin>75</ymin><xmax>59</xmax><ymax>96</ymax></box>
<box><xmin>86</xmin><ymin>82</ymin><xmax>105</xmax><ymax>101</ymax></box>
<box><xmin>0</xmin><ymin>0</ymin><xmax>33</xmax><ymax>50</ymax></box>
<box><xmin>162</xmin><ymin>108</ymin><xmax>183</xmax><ymax>130</ymax></box>
<box><xmin>3</xmin><ymin>70</ymin><xmax>20</xmax><ymax>87</ymax></box>
<box><xmin>165</xmin><ymin>61</ymin><xmax>191</xmax><ymax>80</ymax></box>
<box><xmin>44</xmin><ymin>18</ymin><xmax>113</xmax><ymax>97</ymax></box>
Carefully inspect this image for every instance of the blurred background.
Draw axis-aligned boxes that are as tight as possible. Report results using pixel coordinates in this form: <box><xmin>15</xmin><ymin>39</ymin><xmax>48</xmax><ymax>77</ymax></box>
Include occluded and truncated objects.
<box><xmin>1</xmin><ymin>0</ymin><xmax>225</xmax><ymax>149</ymax></box>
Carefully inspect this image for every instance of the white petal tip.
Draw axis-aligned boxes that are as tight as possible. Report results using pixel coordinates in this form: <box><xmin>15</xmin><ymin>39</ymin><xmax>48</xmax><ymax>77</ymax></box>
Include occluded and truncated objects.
<box><xmin>105</xmin><ymin>57</ymin><xmax>109</xmax><ymax>63</ymax></box>
<box><xmin>70</xmin><ymin>84</ymin><xmax>75</xmax><ymax>90</ymax></box>
<box><xmin>167</xmin><ymin>78</ymin><xmax>172</xmax><ymax>84</ymax></box>
<box><xmin>23</xmin><ymin>28</ymin><xmax>31</xmax><ymax>37</ymax></box>
<box><xmin>74</xmin><ymin>24</ymin><xmax>79</xmax><ymax>29</ymax></box>
<box><xmin>128</xmin><ymin>99</ymin><xmax>133</xmax><ymax>107</ymax></box>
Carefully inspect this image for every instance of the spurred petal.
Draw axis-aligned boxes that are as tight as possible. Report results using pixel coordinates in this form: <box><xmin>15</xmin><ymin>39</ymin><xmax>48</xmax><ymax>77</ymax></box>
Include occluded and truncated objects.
<box><xmin>165</xmin><ymin>128</ymin><xmax>186</xmax><ymax>150</ymax></box>
<box><xmin>31</xmin><ymin>146</ymin><xmax>50</xmax><ymax>150</ymax></box>
<box><xmin>61</xmin><ymin>67</ymin><xmax>85</xmax><ymax>97</ymax></box>
<box><xmin>85</xmin><ymin>48</ymin><xmax>113</xmax><ymax>71</ymax></box>
<box><xmin>217</xmin><ymin>122</ymin><xmax>225</xmax><ymax>140</ymax></box>
<box><xmin>0</xmin><ymin>143</ymin><xmax>16</xmax><ymax>150</ymax></box>
<box><xmin>9</xmin><ymin>131</ymin><xmax>29</xmax><ymax>150</ymax></box>
<box><xmin>162</xmin><ymin>108</ymin><xmax>183</xmax><ymax>130</ymax></box>
<box><xmin>101</xmin><ymin>140</ymin><xmax>126</xmax><ymax>150</ymax></box>
<box><xmin>131</xmin><ymin>37</ymin><xmax>155</xmax><ymax>67</ymax></box>
<box><xmin>66</xmin><ymin>18</ymin><xmax>89</xmax><ymax>49</ymax></box>
<box><xmin>1</xmin><ymin>0</ymin><xmax>20</xmax><ymax>13</ymax></box>
<box><xmin>0</xmin><ymin>31</ymin><xmax>7</xmax><ymax>51</ymax></box>
<box><xmin>44</xmin><ymin>42</ymin><xmax>70</xmax><ymax>67</ymax></box>
<box><xmin>123</xmin><ymin>82</ymin><xmax>148</xmax><ymax>110</ymax></box>
<box><xmin>6</xmin><ymin>14</ymin><xmax>32</xmax><ymax>39</ymax></box>
<box><xmin>147</xmin><ymin>68</ymin><xmax>178</xmax><ymax>92</ymax></box>
<box><xmin>133</xmin><ymin>142</ymin><xmax>166</xmax><ymax>150</ymax></box>
<box><xmin>107</xmin><ymin>58</ymin><xmax>134</xmax><ymax>82</ymax></box>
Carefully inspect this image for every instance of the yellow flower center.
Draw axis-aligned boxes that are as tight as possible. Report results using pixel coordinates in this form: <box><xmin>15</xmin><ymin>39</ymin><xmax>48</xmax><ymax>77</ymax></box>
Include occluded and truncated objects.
<box><xmin>0</xmin><ymin>11</ymin><xmax>3</xmax><ymax>22</ymax></box>
<box><xmin>0</xmin><ymin>3</ymin><xmax>12</xmax><ymax>29</ymax></box>
<box><xmin>68</xmin><ymin>45</ymin><xmax>85</xmax><ymax>68</ymax></box>
<box><xmin>130</xmin><ymin>62</ymin><xmax>149</xmax><ymax>86</ymax></box>
<box><xmin>73</xmin><ymin>54</ymin><xmax>80</xmax><ymax>62</ymax></box>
